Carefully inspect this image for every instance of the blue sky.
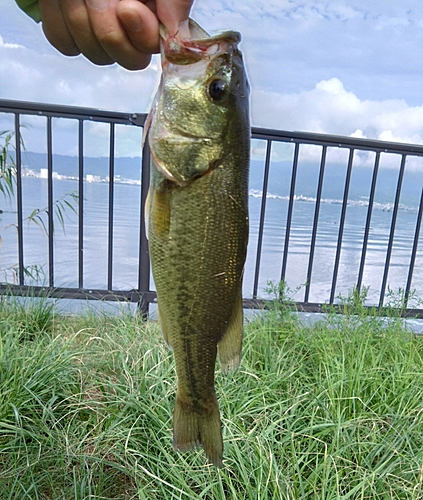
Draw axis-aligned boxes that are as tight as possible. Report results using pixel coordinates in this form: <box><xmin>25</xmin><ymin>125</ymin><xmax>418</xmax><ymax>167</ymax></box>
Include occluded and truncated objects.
<box><xmin>2</xmin><ymin>0</ymin><xmax>423</xmax><ymax>156</ymax></box>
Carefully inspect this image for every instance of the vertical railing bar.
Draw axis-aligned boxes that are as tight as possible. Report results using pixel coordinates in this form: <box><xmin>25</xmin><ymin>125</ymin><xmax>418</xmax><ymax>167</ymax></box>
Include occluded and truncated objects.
<box><xmin>107</xmin><ymin>123</ymin><xmax>115</xmax><ymax>291</ymax></box>
<box><xmin>379</xmin><ymin>154</ymin><xmax>407</xmax><ymax>308</ymax></box>
<box><xmin>78</xmin><ymin>120</ymin><xmax>84</xmax><ymax>289</ymax></box>
<box><xmin>356</xmin><ymin>151</ymin><xmax>380</xmax><ymax>293</ymax></box>
<box><xmin>47</xmin><ymin>116</ymin><xmax>54</xmax><ymax>287</ymax></box>
<box><xmin>252</xmin><ymin>140</ymin><xmax>272</xmax><ymax>299</ymax></box>
<box><xmin>280</xmin><ymin>142</ymin><xmax>300</xmax><ymax>284</ymax></box>
<box><xmin>14</xmin><ymin>113</ymin><xmax>24</xmax><ymax>285</ymax></box>
<box><xmin>329</xmin><ymin>148</ymin><xmax>354</xmax><ymax>304</ymax></box>
<box><xmin>304</xmin><ymin>145</ymin><xmax>327</xmax><ymax>303</ymax></box>
<box><xmin>138</xmin><ymin>132</ymin><xmax>151</xmax><ymax>317</ymax></box>
<box><xmin>405</xmin><ymin>186</ymin><xmax>423</xmax><ymax>305</ymax></box>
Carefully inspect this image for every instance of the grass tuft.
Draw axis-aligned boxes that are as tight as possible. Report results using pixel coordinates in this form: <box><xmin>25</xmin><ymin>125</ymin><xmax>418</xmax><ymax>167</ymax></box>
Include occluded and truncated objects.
<box><xmin>1</xmin><ymin>294</ymin><xmax>423</xmax><ymax>498</ymax></box>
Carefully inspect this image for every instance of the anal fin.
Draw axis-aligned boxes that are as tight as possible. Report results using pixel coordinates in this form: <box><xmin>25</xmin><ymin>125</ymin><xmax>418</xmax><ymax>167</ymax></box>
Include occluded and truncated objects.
<box><xmin>217</xmin><ymin>290</ymin><xmax>243</xmax><ymax>374</ymax></box>
<box><xmin>157</xmin><ymin>301</ymin><xmax>172</xmax><ymax>349</ymax></box>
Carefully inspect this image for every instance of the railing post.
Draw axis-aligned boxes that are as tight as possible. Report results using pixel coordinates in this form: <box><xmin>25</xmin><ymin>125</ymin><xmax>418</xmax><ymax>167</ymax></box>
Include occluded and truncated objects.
<box><xmin>138</xmin><ymin>136</ymin><xmax>151</xmax><ymax>318</ymax></box>
<box><xmin>14</xmin><ymin>113</ymin><xmax>24</xmax><ymax>285</ymax></box>
<box><xmin>304</xmin><ymin>145</ymin><xmax>327</xmax><ymax>303</ymax></box>
<box><xmin>280</xmin><ymin>142</ymin><xmax>300</xmax><ymax>285</ymax></box>
<box><xmin>78</xmin><ymin>119</ymin><xmax>84</xmax><ymax>289</ymax></box>
<box><xmin>107</xmin><ymin>123</ymin><xmax>115</xmax><ymax>290</ymax></box>
<box><xmin>252</xmin><ymin>140</ymin><xmax>272</xmax><ymax>299</ymax></box>
<box><xmin>329</xmin><ymin>148</ymin><xmax>354</xmax><ymax>304</ymax></box>
<box><xmin>47</xmin><ymin>116</ymin><xmax>54</xmax><ymax>287</ymax></box>
<box><xmin>405</xmin><ymin>186</ymin><xmax>423</xmax><ymax>305</ymax></box>
<box><xmin>356</xmin><ymin>152</ymin><xmax>380</xmax><ymax>293</ymax></box>
<box><xmin>379</xmin><ymin>154</ymin><xmax>407</xmax><ymax>308</ymax></box>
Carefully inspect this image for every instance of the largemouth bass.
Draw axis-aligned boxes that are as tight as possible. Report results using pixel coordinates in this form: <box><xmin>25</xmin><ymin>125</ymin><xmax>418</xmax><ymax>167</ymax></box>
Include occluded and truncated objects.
<box><xmin>147</xmin><ymin>20</ymin><xmax>250</xmax><ymax>467</ymax></box>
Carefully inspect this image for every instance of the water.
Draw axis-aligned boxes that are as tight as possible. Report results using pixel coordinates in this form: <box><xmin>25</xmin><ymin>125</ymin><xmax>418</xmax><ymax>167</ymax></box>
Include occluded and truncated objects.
<box><xmin>1</xmin><ymin>159</ymin><xmax>423</xmax><ymax>313</ymax></box>
<box><xmin>245</xmin><ymin>195</ymin><xmax>421</xmax><ymax>305</ymax></box>
<box><xmin>0</xmin><ymin>177</ymin><xmax>143</xmax><ymax>290</ymax></box>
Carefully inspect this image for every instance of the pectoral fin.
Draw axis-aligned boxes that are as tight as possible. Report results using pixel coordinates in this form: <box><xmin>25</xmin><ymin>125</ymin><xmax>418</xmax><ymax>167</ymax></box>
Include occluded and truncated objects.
<box><xmin>217</xmin><ymin>291</ymin><xmax>243</xmax><ymax>374</ymax></box>
<box><xmin>144</xmin><ymin>188</ymin><xmax>151</xmax><ymax>240</ymax></box>
<box><xmin>149</xmin><ymin>187</ymin><xmax>171</xmax><ymax>239</ymax></box>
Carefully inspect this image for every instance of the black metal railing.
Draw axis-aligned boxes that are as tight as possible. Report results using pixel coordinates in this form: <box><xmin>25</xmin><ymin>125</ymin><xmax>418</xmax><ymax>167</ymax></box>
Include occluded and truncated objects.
<box><xmin>1</xmin><ymin>98</ymin><xmax>423</xmax><ymax>318</ymax></box>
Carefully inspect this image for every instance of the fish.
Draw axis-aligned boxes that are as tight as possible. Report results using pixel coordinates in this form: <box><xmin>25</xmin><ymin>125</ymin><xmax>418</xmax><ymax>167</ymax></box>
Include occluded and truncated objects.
<box><xmin>146</xmin><ymin>19</ymin><xmax>250</xmax><ymax>467</ymax></box>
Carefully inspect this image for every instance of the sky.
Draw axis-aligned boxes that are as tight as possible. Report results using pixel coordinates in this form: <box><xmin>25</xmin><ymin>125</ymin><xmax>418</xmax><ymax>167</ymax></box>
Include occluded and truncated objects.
<box><xmin>2</xmin><ymin>0</ymin><xmax>423</xmax><ymax>156</ymax></box>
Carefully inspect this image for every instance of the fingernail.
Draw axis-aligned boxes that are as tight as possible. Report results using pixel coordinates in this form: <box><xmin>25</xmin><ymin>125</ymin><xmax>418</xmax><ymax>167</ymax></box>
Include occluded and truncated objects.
<box><xmin>120</xmin><ymin>14</ymin><xmax>142</xmax><ymax>31</ymax></box>
<box><xmin>86</xmin><ymin>0</ymin><xmax>110</xmax><ymax>11</ymax></box>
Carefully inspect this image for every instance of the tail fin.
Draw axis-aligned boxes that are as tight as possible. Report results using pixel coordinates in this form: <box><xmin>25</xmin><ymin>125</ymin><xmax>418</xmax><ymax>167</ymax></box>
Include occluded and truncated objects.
<box><xmin>172</xmin><ymin>392</ymin><xmax>223</xmax><ymax>468</ymax></box>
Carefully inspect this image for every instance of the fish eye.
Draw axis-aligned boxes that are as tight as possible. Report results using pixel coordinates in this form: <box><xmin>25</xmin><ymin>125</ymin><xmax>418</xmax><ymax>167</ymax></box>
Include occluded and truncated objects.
<box><xmin>208</xmin><ymin>78</ymin><xmax>228</xmax><ymax>102</ymax></box>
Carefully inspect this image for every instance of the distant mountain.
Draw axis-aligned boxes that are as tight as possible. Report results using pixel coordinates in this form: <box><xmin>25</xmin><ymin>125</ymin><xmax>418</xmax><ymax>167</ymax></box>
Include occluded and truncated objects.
<box><xmin>20</xmin><ymin>151</ymin><xmax>267</xmax><ymax>187</ymax></box>
<box><xmin>16</xmin><ymin>151</ymin><xmax>423</xmax><ymax>209</ymax></box>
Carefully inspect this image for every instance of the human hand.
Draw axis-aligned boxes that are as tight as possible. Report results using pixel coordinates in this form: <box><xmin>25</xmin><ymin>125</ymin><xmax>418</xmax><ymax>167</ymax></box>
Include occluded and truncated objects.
<box><xmin>37</xmin><ymin>0</ymin><xmax>194</xmax><ymax>70</ymax></box>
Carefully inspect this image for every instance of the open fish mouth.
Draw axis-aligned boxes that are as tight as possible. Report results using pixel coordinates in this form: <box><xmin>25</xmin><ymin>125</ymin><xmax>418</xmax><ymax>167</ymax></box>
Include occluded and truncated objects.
<box><xmin>160</xmin><ymin>20</ymin><xmax>241</xmax><ymax>66</ymax></box>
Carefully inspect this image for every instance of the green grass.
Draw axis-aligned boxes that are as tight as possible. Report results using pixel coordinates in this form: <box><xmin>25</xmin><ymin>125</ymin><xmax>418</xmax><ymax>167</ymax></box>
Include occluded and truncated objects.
<box><xmin>1</xmin><ymin>296</ymin><xmax>423</xmax><ymax>499</ymax></box>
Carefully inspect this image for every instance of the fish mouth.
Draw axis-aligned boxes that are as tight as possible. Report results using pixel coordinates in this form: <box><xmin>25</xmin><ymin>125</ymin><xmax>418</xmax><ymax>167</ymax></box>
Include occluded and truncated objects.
<box><xmin>160</xmin><ymin>19</ymin><xmax>241</xmax><ymax>65</ymax></box>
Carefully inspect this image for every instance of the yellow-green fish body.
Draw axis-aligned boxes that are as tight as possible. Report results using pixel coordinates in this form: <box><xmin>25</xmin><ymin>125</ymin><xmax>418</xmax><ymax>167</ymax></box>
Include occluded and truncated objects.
<box><xmin>147</xmin><ymin>20</ymin><xmax>250</xmax><ymax>467</ymax></box>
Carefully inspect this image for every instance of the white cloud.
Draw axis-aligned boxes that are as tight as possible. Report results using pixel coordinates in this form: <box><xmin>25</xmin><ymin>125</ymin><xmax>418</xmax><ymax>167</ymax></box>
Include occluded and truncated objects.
<box><xmin>203</xmin><ymin>0</ymin><xmax>362</xmax><ymax>23</ymax></box>
<box><xmin>0</xmin><ymin>43</ymin><xmax>158</xmax><ymax>112</ymax></box>
<box><xmin>252</xmin><ymin>78</ymin><xmax>423</xmax><ymax>146</ymax></box>
<box><xmin>350</xmin><ymin>129</ymin><xmax>365</xmax><ymax>139</ymax></box>
<box><xmin>0</xmin><ymin>34</ymin><xmax>23</xmax><ymax>49</ymax></box>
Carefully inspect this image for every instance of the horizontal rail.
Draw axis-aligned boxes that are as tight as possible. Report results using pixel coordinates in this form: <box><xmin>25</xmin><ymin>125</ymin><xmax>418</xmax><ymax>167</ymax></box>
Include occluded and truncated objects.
<box><xmin>0</xmin><ymin>98</ymin><xmax>147</xmax><ymax>126</ymax></box>
<box><xmin>8</xmin><ymin>286</ymin><xmax>421</xmax><ymax>320</ymax></box>
<box><xmin>251</xmin><ymin>127</ymin><xmax>423</xmax><ymax>156</ymax></box>
<box><xmin>243</xmin><ymin>298</ymin><xmax>423</xmax><ymax>319</ymax></box>
<box><xmin>0</xmin><ymin>284</ymin><xmax>156</xmax><ymax>303</ymax></box>
<box><xmin>4</xmin><ymin>285</ymin><xmax>421</xmax><ymax>320</ymax></box>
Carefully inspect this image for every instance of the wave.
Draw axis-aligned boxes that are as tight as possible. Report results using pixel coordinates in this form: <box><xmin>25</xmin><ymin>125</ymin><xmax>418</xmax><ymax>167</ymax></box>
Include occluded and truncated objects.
<box><xmin>248</xmin><ymin>189</ymin><xmax>418</xmax><ymax>214</ymax></box>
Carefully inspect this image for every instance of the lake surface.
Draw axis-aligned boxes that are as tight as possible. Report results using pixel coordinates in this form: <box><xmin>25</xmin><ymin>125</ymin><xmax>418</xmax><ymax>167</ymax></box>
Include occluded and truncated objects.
<box><xmin>1</xmin><ymin>158</ymin><xmax>423</xmax><ymax>311</ymax></box>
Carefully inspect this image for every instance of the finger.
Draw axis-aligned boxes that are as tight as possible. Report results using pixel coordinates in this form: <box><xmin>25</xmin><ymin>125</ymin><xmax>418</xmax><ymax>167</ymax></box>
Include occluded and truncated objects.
<box><xmin>59</xmin><ymin>0</ymin><xmax>114</xmax><ymax>65</ymax></box>
<box><xmin>38</xmin><ymin>0</ymin><xmax>80</xmax><ymax>56</ymax></box>
<box><xmin>117</xmin><ymin>0</ymin><xmax>160</xmax><ymax>54</ymax></box>
<box><xmin>85</xmin><ymin>0</ymin><xmax>153</xmax><ymax>70</ymax></box>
